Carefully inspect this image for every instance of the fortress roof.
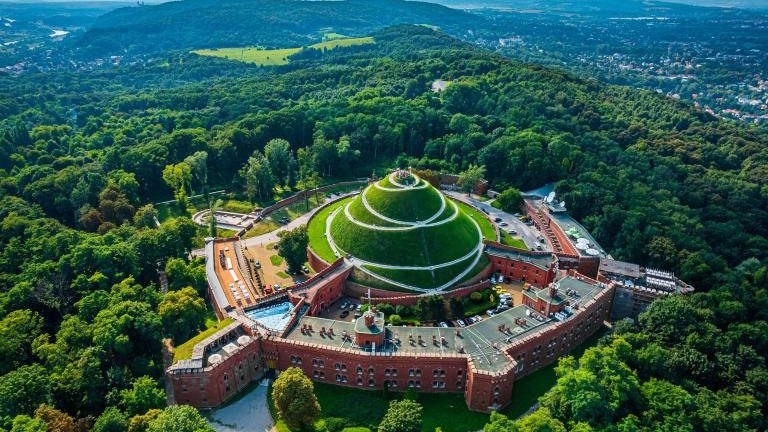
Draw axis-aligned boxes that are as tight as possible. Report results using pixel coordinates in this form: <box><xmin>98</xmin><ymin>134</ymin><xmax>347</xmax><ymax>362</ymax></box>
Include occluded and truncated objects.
<box><xmin>282</xmin><ymin>275</ymin><xmax>607</xmax><ymax>372</ymax></box>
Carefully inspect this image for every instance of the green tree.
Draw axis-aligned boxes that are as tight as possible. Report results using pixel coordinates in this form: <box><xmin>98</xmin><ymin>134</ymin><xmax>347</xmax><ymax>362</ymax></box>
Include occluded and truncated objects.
<box><xmin>147</xmin><ymin>405</ymin><xmax>212</xmax><ymax>432</ymax></box>
<box><xmin>495</xmin><ymin>188</ymin><xmax>523</xmax><ymax>212</ymax></box>
<box><xmin>0</xmin><ymin>309</ymin><xmax>44</xmax><ymax>375</ymax></box>
<box><xmin>0</xmin><ymin>364</ymin><xmax>51</xmax><ymax>418</ymax></box>
<box><xmin>378</xmin><ymin>399</ymin><xmax>423</xmax><ymax>432</ymax></box>
<box><xmin>183</xmin><ymin>151</ymin><xmax>208</xmax><ymax>194</ymax></box>
<box><xmin>133</xmin><ymin>204</ymin><xmax>158</xmax><ymax>229</ymax></box>
<box><xmin>277</xmin><ymin>226</ymin><xmax>309</xmax><ymax>273</ymax></box>
<box><xmin>240</xmin><ymin>151</ymin><xmax>274</xmax><ymax>202</ymax></box>
<box><xmin>9</xmin><ymin>415</ymin><xmax>47</xmax><ymax>432</ymax></box>
<box><xmin>164</xmin><ymin>258</ymin><xmax>206</xmax><ymax>293</ymax></box>
<box><xmin>457</xmin><ymin>164</ymin><xmax>485</xmax><ymax>195</ymax></box>
<box><xmin>93</xmin><ymin>407</ymin><xmax>128</xmax><ymax>432</ymax></box>
<box><xmin>128</xmin><ymin>409</ymin><xmax>161</xmax><ymax>432</ymax></box>
<box><xmin>158</xmin><ymin>287</ymin><xmax>206</xmax><ymax>343</ymax></box>
<box><xmin>516</xmin><ymin>408</ymin><xmax>566</xmax><ymax>432</ymax></box>
<box><xmin>162</xmin><ymin>163</ymin><xmax>192</xmax><ymax>207</ymax></box>
<box><xmin>120</xmin><ymin>376</ymin><xmax>166</xmax><ymax>416</ymax></box>
<box><xmin>264</xmin><ymin>139</ymin><xmax>297</xmax><ymax>187</ymax></box>
<box><xmin>272</xmin><ymin>367</ymin><xmax>321</xmax><ymax>430</ymax></box>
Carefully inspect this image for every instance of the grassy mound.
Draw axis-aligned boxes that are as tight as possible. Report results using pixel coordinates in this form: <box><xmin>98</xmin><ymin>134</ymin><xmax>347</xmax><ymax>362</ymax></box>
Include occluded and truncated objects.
<box><xmin>308</xmin><ymin>197</ymin><xmax>352</xmax><ymax>263</ymax></box>
<box><xmin>330</xmin><ymin>210</ymin><xmax>478</xmax><ymax>266</ymax></box>
<box><xmin>362</xmin><ymin>254</ymin><xmax>480</xmax><ymax>289</ymax></box>
<box><xmin>363</xmin><ymin>183</ymin><xmax>443</xmax><ymax>222</ymax></box>
<box><xmin>307</xmin><ymin>176</ymin><xmax>493</xmax><ymax>290</ymax></box>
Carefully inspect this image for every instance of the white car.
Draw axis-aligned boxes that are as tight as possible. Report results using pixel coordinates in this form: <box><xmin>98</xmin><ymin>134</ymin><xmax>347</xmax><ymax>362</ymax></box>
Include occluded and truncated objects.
<box><xmin>456</xmin><ymin>320</ymin><xmax>466</xmax><ymax>328</ymax></box>
<box><xmin>439</xmin><ymin>322</ymin><xmax>449</xmax><ymax>328</ymax></box>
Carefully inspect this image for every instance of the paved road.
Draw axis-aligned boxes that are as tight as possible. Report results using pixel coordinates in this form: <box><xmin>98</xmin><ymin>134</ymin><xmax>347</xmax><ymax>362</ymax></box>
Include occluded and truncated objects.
<box><xmin>444</xmin><ymin>191</ymin><xmax>549</xmax><ymax>252</ymax></box>
<box><xmin>191</xmin><ymin>192</ymin><xmax>357</xmax><ymax>257</ymax></box>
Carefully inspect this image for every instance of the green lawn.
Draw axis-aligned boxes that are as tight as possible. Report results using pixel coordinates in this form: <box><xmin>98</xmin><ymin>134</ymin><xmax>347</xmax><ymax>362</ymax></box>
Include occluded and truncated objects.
<box><xmin>331</xmin><ymin>210</ymin><xmax>478</xmax><ymax>267</ymax></box>
<box><xmin>454</xmin><ymin>200</ymin><xmax>497</xmax><ymax>242</ymax></box>
<box><xmin>244</xmin><ymin>218</ymin><xmax>280</xmax><ymax>238</ymax></box>
<box><xmin>221</xmin><ymin>199</ymin><xmax>255</xmax><ymax>214</ymax></box>
<box><xmin>362</xmin><ymin>254</ymin><xmax>480</xmax><ymax>289</ymax></box>
<box><xmin>364</xmin><ymin>183</ymin><xmax>444</xmax><ymax>221</ymax></box>
<box><xmin>269</xmin><ymin>254</ymin><xmax>284</xmax><ymax>266</ymax></box>
<box><xmin>500</xmin><ymin>233</ymin><xmax>527</xmax><ymax>249</ymax></box>
<box><xmin>192</xmin><ymin>37</ymin><xmax>374</xmax><ymax>66</ymax></box>
<box><xmin>268</xmin><ymin>193</ymin><xmax>325</xmax><ymax>224</ymax></box>
<box><xmin>172</xmin><ymin>317</ymin><xmax>234</xmax><ymax>363</ymax></box>
<box><xmin>308</xmin><ymin>197</ymin><xmax>353</xmax><ymax>263</ymax></box>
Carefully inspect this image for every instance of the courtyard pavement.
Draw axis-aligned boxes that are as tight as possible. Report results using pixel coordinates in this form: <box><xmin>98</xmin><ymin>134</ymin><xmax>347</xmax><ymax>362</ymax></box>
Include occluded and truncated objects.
<box><xmin>207</xmin><ymin>379</ymin><xmax>274</xmax><ymax>432</ymax></box>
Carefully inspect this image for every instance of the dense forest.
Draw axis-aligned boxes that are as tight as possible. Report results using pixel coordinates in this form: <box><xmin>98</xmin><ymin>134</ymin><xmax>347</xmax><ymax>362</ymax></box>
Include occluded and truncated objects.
<box><xmin>0</xmin><ymin>24</ymin><xmax>766</xmax><ymax>430</ymax></box>
<box><xmin>75</xmin><ymin>0</ymin><xmax>484</xmax><ymax>56</ymax></box>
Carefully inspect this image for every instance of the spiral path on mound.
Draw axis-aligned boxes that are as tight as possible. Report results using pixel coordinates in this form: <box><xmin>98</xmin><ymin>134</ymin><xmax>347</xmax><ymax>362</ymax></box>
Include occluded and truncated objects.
<box><xmin>325</xmin><ymin>172</ymin><xmax>484</xmax><ymax>292</ymax></box>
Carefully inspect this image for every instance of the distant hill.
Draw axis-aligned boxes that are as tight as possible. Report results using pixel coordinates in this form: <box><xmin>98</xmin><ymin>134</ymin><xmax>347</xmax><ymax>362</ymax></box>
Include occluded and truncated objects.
<box><xmin>75</xmin><ymin>0</ymin><xmax>486</xmax><ymax>56</ymax></box>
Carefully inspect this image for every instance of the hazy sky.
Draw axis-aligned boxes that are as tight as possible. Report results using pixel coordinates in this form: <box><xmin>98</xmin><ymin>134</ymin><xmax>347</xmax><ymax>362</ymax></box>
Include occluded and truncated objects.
<box><xmin>13</xmin><ymin>0</ymin><xmax>768</xmax><ymax>7</ymax></box>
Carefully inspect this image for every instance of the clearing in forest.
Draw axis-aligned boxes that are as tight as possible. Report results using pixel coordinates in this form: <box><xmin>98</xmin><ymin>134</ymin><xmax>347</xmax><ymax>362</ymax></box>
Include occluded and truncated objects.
<box><xmin>191</xmin><ymin>36</ymin><xmax>374</xmax><ymax>66</ymax></box>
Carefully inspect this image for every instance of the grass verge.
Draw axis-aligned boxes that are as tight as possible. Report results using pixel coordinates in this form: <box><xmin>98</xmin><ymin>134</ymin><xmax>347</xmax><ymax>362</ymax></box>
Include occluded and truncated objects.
<box><xmin>172</xmin><ymin>317</ymin><xmax>234</xmax><ymax>363</ymax></box>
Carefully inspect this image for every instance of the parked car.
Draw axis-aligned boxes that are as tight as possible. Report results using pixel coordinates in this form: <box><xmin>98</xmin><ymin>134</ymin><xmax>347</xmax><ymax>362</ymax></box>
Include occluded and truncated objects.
<box><xmin>348</xmin><ymin>304</ymin><xmax>357</xmax><ymax>310</ymax></box>
<box><xmin>473</xmin><ymin>315</ymin><xmax>483</xmax><ymax>322</ymax></box>
<box><xmin>494</xmin><ymin>217</ymin><xmax>502</xmax><ymax>222</ymax></box>
<box><xmin>340</xmin><ymin>310</ymin><xmax>350</xmax><ymax>318</ymax></box>
<box><xmin>439</xmin><ymin>321</ymin><xmax>449</xmax><ymax>328</ymax></box>
<box><xmin>456</xmin><ymin>320</ymin><xmax>466</xmax><ymax>328</ymax></box>
<box><xmin>255</xmin><ymin>261</ymin><xmax>261</xmax><ymax>269</ymax></box>
<box><xmin>356</xmin><ymin>304</ymin><xmax>362</xmax><ymax>311</ymax></box>
<box><xmin>302</xmin><ymin>265</ymin><xmax>309</xmax><ymax>273</ymax></box>
<box><xmin>507</xmin><ymin>229</ymin><xmax>517</xmax><ymax>235</ymax></box>
<box><xmin>273</xmin><ymin>284</ymin><xmax>281</xmax><ymax>291</ymax></box>
<box><xmin>340</xmin><ymin>301</ymin><xmax>349</xmax><ymax>309</ymax></box>
<box><xmin>486</xmin><ymin>309</ymin><xmax>495</xmax><ymax>316</ymax></box>
<box><xmin>481</xmin><ymin>208</ymin><xmax>489</xmax><ymax>214</ymax></box>
<box><xmin>500</xmin><ymin>222</ymin><xmax>508</xmax><ymax>227</ymax></box>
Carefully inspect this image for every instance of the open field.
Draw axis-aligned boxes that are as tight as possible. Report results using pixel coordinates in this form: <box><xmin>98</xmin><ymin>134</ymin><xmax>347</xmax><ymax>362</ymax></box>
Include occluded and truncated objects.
<box><xmin>192</xmin><ymin>37</ymin><xmax>374</xmax><ymax>66</ymax></box>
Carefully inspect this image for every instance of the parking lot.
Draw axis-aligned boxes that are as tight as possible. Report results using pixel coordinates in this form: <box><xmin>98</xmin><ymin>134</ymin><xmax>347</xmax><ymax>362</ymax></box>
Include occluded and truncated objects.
<box><xmin>318</xmin><ymin>296</ymin><xmax>363</xmax><ymax>322</ymax></box>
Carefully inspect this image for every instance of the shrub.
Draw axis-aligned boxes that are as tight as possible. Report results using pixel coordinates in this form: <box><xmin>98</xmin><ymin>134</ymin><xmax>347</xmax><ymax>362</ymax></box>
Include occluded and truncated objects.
<box><xmin>377</xmin><ymin>303</ymin><xmax>395</xmax><ymax>315</ymax></box>
<box><xmin>389</xmin><ymin>314</ymin><xmax>402</xmax><ymax>325</ymax></box>
<box><xmin>316</xmin><ymin>417</ymin><xmax>349</xmax><ymax>432</ymax></box>
<box><xmin>395</xmin><ymin>305</ymin><xmax>412</xmax><ymax>317</ymax></box>
<box><xmin>470</xmin><ymin>292</ymin><xmax>483</xmax><ymax>303</ymax></box>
